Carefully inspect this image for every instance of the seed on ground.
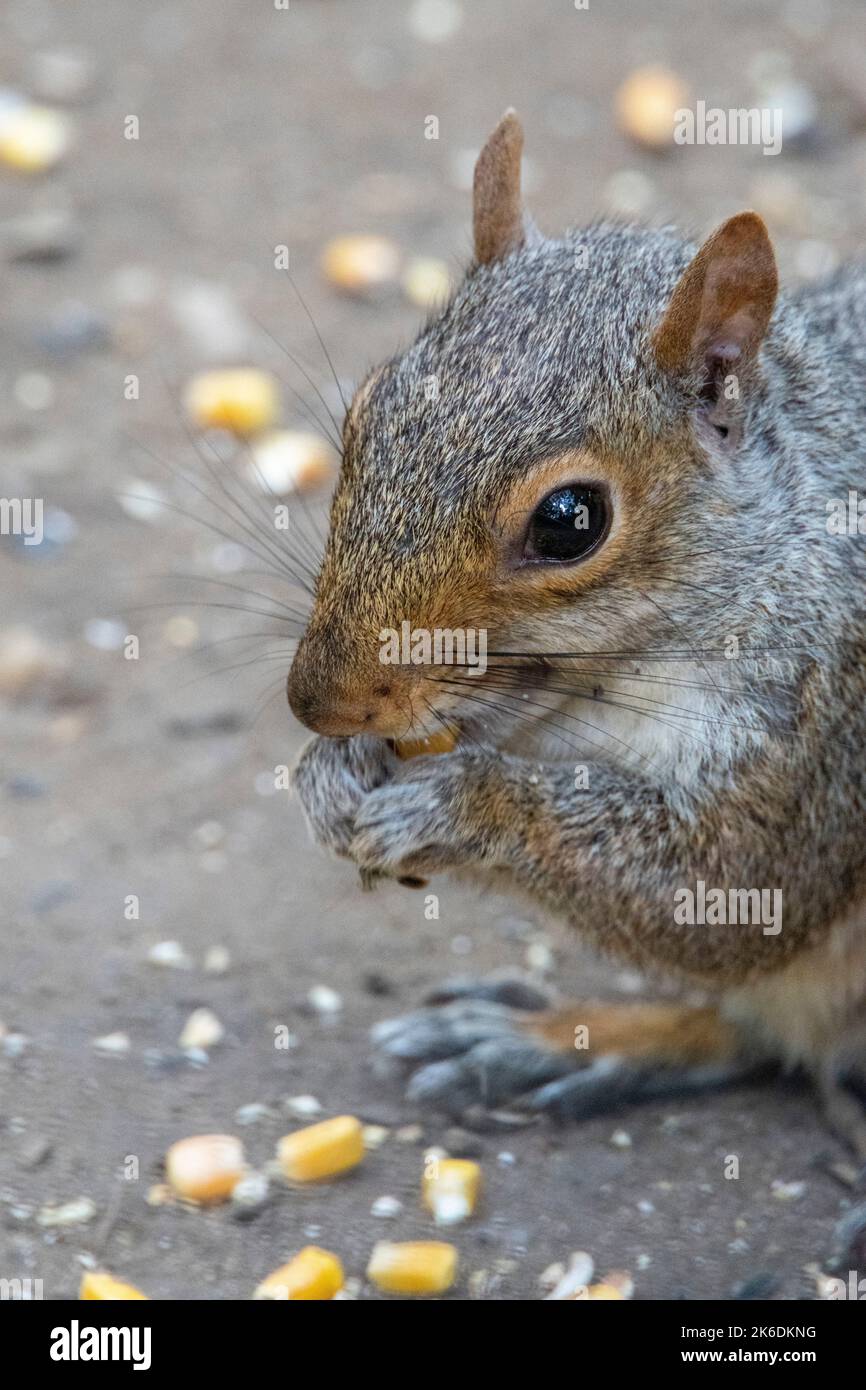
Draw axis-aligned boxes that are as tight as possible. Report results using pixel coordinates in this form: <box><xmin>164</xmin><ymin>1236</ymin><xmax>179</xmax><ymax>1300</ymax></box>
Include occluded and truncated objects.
<box><xmin>165</xmin><ymin>1134</ymin><xmax>245</xmax><ymax>1204</ymax></box>
<box><xmin>367</xmin><ymin>1240</ymin><xmax>458</xmax><ymax>1295</ymax></box>
<box><xmin>254</xmin><ymin>1246</ymin><xmax>344</xmax><ymax>1300</ymax></box>
<box><xmin>277</xmin><ymin>1115</ymin><xmax>365</xmax><ymax>1183</ymax></box>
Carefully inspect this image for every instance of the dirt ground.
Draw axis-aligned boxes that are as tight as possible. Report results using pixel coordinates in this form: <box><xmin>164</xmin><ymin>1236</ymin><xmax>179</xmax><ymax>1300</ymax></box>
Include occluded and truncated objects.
<box><xmin>3</xmin><ymin>0</ymin><xmax>866</xmax><ymax>1301</ymax></box>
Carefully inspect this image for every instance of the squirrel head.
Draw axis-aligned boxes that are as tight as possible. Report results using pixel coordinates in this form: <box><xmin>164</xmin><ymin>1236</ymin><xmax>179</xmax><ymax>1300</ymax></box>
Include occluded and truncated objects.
<box><xmin>288</xmin><ymin>111</ymin><xmax>779</xmax><ymax>741</ymax></box>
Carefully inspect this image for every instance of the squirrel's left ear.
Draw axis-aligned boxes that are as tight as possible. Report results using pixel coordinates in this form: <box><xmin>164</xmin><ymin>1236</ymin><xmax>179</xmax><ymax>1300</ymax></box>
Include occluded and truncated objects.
<box><xmin>473</xmin><ymin>109</ymin><xmax>538</xmax><ymax>265</ymax></box>
<box><xmin>654</xmin><ymin>212</ymin><xmax>778</xmax><ymax>393</ymax></box>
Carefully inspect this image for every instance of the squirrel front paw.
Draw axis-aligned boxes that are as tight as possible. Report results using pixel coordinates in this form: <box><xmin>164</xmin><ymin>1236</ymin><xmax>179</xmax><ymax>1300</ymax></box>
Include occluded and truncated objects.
<box><xmin>349</xmin><ymin>750</ymin><xmax>509</xmax><ymax>878</ymax></box>
<box><xmin>291</xmin><ymin>734</ymin><xmax>398</xmax><ymax>858</ymax></box>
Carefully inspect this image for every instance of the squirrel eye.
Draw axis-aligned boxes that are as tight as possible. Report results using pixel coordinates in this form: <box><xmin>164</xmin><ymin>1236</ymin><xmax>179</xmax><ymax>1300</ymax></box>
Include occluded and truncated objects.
<box><xmin>522</xmin><ymin>484</ymin><xmax>610</xmax><ymax>565</ymax></box>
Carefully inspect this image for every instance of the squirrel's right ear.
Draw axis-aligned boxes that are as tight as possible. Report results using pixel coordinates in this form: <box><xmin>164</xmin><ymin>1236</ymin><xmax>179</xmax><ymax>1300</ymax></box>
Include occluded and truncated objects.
<box><xmin>654</xmin><ymin>212</ymin><xmax>777</xmax><ymax>382</ymax></box>
<box><xmin>473</xmin><ymin>109</ymin><xmax>536</xmax><ymax>265</ymax></box>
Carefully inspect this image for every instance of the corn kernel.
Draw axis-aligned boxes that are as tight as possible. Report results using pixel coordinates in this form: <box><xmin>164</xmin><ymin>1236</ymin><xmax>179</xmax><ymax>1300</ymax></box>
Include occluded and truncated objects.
<box><xmin>367</xmin><ymin>1240</ymin><xmax>457</xmax><ymax>1295</ymax></box>
<box><xmin>184</xmin><ymin>368</ymin><xmax>279</xmax><ymax>436</ymax></box>
<box><xmin>277</xmin><ymin>1114</ymin><xmax>365</xmax><ymax>1183</ymax></box>
<box><xmin>422</xmin><ymin>1157</ymin><xmax>481</xmax><ymax>1226</ymax></box>
<box><xmin>579</xmin><ymin>1283</ymin><xmax>625</xmax><ymax>1300</ymax></box>
<box><xmin>615</xmin><ymin>66</ymin><xmax>689</xmax><ymax>152</ymax></box>
<box><xmin>402</xmin><ymin>257</ymin><xmax>452</xmax><ymax>310</ymax></box>
<box><xmin>0</xmin><ymin>105</ymin><xmax>71</xmax><ymax>172</ymax></box>
<box><xmin>394</xmin><ymin>728</ymin><xmax>457</xmax><ymax>759</ymax></box>
<box><xmin>80</xmin><ymin>1271</ymin><xmax>149</xmax><ymax>1301</ymax></box>
<box><xmin>254</xmin><ymin>1246</ymin><xmax>344</xmax><ymax>1300</ymax></box>
<box><xmin>250</xmin><ymin>429</ymin><xmax>335</xmax><ymax>495</ymax></box>
<box><xmin>320</xmin><ymin>235</ymin><xmax>400</xmax><ymax>295</ymax></box>
<box><xmin>165</xmin><ymin>1133</ymin><xmax>246</xmax><ymax>1204</ymax></box>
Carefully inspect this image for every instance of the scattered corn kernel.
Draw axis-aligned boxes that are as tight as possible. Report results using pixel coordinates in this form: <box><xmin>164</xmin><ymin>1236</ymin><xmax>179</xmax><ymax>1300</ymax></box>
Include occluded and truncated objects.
<box><xmin>422</xmin><ymin>1157</ymin><xmax>482</xmax><ymax>1226</ymax></box>
<box><xmin>184</xmin><ymin>368</ymin><xmax>279</xmax><ymax>435</ymax></box>
<box><xmin>254</xmin><ymin>1246</ymin><xmax>344</xmax><ymax>1300</ymax></box>
<box><xmin>367</xmin><ymin>1240</ymin><xmax>457</xmax><ymax>1295</ymax></box>
<box><xmin>402</xmin><ymin>256</ymin><xmax>452</xmax><ymax>310</ymax></box>
<box><xmin>582</xmin><ymin>1283</ymin><xmax>625</xmax><ymax>1300</ymax></box>
<box><xmin>250</xmin><ymin>429</ymin><xmax>335</xmax><ymax>494</ymax></box>
<box><xmin>615</xmin><ymin>66</ymin><xmax>689</xmax><ymax>151</ymax></box>
<box><xmin>165</xmin><ymin>1133</ymin><xmax>246</xmax><ymax>1204</ymax></box>
<box><xmin>0</xmin><ymin>104</ymin><xmax>71</xmax><ymax>171</ymax></box>
<box><xmin>394</xmin><ymin>728</ymin><xmax>457</xmax><ymax>759</ymax></box>
<box><xmin>320</xmin><ymin>235</ymin><xmax>400</xmax><ymax>294</ymax></box>
<box><xmin>277</xmin><ymin>1114</ymin><xmax>364</xmax><ymax>1183</ymax></box>
<box><xmin>80</xmin><ymin>1271</ymin><xmax>149</xmax><ymax>1301</ymax></box>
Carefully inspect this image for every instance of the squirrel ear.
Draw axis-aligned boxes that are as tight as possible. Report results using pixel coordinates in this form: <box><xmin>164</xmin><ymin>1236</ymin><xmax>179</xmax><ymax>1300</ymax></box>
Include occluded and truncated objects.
<box><xmin>473</xmin><ymin>109</ymin><xmax>528</xmax><ymax>266</ymax></box>
<box><xmin>654</xmin><ymin>212</ymin><xmax>778</xmax><ymax>379</ymax></box>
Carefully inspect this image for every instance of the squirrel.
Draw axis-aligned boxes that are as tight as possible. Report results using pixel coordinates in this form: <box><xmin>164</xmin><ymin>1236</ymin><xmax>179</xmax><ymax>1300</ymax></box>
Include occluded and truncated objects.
<box><xmin>288</xmin><ymin>110</ymin><xmax>866</xmax><ymax>1157</ymax></box>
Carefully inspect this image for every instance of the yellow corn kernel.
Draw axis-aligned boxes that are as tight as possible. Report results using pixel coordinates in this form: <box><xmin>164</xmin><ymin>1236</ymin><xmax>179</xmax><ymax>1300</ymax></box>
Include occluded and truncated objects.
<box><xmin>394</xmin><ymin>728</ymin><xmax>457</xmax><ymax>759</ymax></box>
<box><xmin>422</xmin><ymin>1158</ymin><xmax>482</xmax><ymax>1226</ymax></box>
<box><xmin>402</xmin><ymin>257</ymin><xmax>452</xmax><ymax>310</ymax></box>
<box><xmin>184</xmin><ymin>368</ymin><xmax>279</xmax><ymax>436</ymax></box>
<box><xmin>320</xmin><ymin>235</ymin><xmax>400</xmax><ymax>295</ymax></box>
<box><xmin>165</xmin><ymin>1133</ymin><xmax>246</xmax><ymax>1205</ymax></box>
<box><xmin>0</xmin><ymin>105</ymin><xmax>71</xmax><ymax>172</ymax></box>
<box><xmin>80</xmin><ymin>1271</ymin><xmax>149</xmax><ymax>1301</ymax></box>
<box><xmin>249</xmin><ymin>429</ymin><xmax>335</xmax><ymax>495</ymax></box>
<box><xmin>581</xmin><ymin>1283</ymin><xmax>625</xmax><ymax>1300</ymax></box>
<box><xmin>367</xmin><ymin>1240</ymin><xmax>457</xmax><ymax>1295</ymax></box>
<box><xmin>277</xmin><ymin>1115</ymin><xmax>365</xmax><ymax>1183</ymax></box>
<box><xmin>254</xmin><ymin>1246</ymin><xmax>344</xmax><ymax>1301</ymax></box>
<box><xmin>615</xmin><ymin>66</ymin><xmax>689</xmax><ymax>152</ymax></box>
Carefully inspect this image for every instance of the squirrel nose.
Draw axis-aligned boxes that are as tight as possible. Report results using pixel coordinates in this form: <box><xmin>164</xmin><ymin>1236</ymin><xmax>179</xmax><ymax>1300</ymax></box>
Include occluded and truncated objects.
<box><xmin>287</xmin><ymin>664</ymin><xmax>394</xmax><ymax>736</ymax></box>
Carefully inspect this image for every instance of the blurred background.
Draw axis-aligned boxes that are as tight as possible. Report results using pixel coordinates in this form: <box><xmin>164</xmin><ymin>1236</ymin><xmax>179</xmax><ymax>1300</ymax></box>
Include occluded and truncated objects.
<box><xmin>2</xmin><ymin>0</ymin><xmax>865</xmax><ymax>1301</ymax></box>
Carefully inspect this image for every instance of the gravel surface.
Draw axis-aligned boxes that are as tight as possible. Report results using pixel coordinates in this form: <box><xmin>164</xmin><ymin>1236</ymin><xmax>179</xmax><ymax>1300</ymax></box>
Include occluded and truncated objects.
<box><xmin>2</xmin><ymin>0</ymin><xmax>866</xmax><ymax>1300</ymax></box>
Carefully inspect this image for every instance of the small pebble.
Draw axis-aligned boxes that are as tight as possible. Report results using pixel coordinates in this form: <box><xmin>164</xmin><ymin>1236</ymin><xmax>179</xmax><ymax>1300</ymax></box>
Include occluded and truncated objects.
<box><xmin>178</xmin><ymin>1008</ymin><xmax>224</xmax><ymax>1050</ymax></box>
<box><xmin>284</xmin><ymin>1094</ymin><xmax>323</xmax><ymax>1119</ymax></box>
<box><xmin>610</xmin><ymin>1128</ymin><xmax>632</xmax><ymax>1149</ymax></box>
<box><xmin>307</xmin><ymin>984</ymin><xmax>342</xmax><ymax>1016</ymax></box>
<box><xmin>230</xmin><ymin>1170</ymin><xmax>270</xmax><ymax>1217</ymax></box>
<box><xmin>37</xmin><ymin>1196</ymin><xmax>97</xmax><ymax>1228</ymax></box>
<box><xmin>235</xmin><ymin>1102</ymin><xmax>273</xmax><ymax>1126</ymax></box>
<box><xmin>117</xmin><ymin>478</ymin><xmax>168</xmax><ymax>524</ymax></box>
<box><xmin>362</xmin><ymin>1123</ymin><xmax>389</xmax><ymax>1150</ymax></box>
<box><xmin>371</xmin><ymin>1195</ymin><xmax>403</xmax><ymax>1219</ymax></box>
<box><xmin>2</xmin><ymin>1033</ymin><xmax>29</xmax><ymax>1059</ymax></box>
<box><xmin>147</xmin><ymin>940</ymin><xmax>192</xmax><ymax>970</ymax></box>
<box><xmin>771</xmin><ymin>1179</ymin><xmax>806</xmax><ymax>1201</ymax></box>
<box><xmin>92</xmin><ymin>1031</ymin><xmax>131</xmax><ymax>1056</ymax></box>
<box><xmin>525</xmin><ymin>939</ymin><xmax>555</xmax><ymax>974</ymax></box>
<box><xmin>204</xmin><ymin>945</ymin><xmax>230</xmax><ymax>974</ymax></box>
<box><xmin>15</xmin><ymin>1135</ymin><xmax>53</xmax><ymax>1170</ymax></box>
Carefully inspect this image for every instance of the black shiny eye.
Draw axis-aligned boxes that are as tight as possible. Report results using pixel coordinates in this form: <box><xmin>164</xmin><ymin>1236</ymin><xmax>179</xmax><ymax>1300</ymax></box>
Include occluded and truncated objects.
<box><xmin>522</xmin><ymin>484</ymin><xmax>610</xmax><ymax>565</ymax></box>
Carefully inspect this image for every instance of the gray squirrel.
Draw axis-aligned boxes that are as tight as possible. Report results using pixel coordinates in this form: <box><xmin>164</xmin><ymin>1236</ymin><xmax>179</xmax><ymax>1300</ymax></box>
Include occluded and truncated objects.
<box><xmin>289</xmin><ymin>111</ymin><xmax>866</xmax><ymax>1156</ymax></box>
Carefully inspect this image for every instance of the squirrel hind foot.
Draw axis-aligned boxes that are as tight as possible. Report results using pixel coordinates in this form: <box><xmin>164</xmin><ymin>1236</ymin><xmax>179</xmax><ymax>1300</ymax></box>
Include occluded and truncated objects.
<box><xmin>371</xmin><ymin>980</ymin><xmax>766</xmax><ymax>1122</ymax></box>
